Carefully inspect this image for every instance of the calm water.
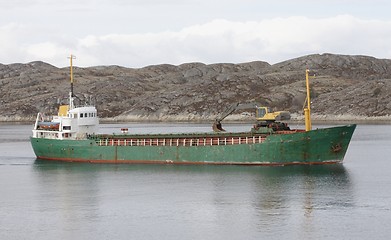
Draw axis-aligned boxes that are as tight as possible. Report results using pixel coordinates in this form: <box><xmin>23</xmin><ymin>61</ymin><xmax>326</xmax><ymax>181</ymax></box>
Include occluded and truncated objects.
<box><xmin>1</xmin><ymin>123</ymin><xmax>390</xmax><ymax>240</ymax></box>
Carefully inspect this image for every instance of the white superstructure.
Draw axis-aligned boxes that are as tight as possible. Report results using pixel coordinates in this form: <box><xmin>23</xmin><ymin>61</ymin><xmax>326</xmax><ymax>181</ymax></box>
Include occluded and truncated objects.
<box><xmin>32</xmin><ymin>55</ymin><xmax>99</xmax><ymax>140</ymax></box>
<box><xmin>32</xmin><ymin>94</ymin><xmax>99</xmax><ymax>140</ymax></box>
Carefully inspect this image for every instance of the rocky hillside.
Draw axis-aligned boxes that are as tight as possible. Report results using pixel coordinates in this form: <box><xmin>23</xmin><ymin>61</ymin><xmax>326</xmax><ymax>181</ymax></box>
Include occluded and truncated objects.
<box><xmin>1</xmin><ymin>53</ymin><xmax>391</xmax><ymax>122</ymax></box>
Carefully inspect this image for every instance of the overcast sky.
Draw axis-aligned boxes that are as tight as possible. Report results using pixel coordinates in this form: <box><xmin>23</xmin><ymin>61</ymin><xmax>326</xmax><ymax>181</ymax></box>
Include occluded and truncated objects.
<box><xmin>1</xmin><ymin>0</ymin><xmax>391</xmax><ymax>67</ymax></box>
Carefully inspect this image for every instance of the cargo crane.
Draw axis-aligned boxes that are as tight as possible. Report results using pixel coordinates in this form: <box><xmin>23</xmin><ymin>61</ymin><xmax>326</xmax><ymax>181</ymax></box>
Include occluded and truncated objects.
<box><xmin>213</xmin><ymin>102</ymin><xmax>291</xmax><ymax>132</ymax></box>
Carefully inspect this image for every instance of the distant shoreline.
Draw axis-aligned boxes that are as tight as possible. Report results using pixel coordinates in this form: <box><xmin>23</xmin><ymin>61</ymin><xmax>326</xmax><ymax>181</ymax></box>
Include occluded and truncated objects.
<box><xmin>1</xmin><ymin>113</ymin><xmax>390</xmax><ymax>125</ymax></box>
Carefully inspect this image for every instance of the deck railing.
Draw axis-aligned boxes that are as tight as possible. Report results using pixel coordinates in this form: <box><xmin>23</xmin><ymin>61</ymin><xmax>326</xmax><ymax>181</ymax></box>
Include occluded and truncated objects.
<box><xmin>96</xmin><ymin>136</ymin><xmax>267</xmax><ymax>147</ymax></box>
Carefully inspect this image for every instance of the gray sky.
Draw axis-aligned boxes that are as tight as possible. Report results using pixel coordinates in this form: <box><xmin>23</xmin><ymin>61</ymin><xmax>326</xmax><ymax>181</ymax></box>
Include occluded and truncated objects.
<box><xmin>1</xmin><ymin>0</ymin><xmax>391</xmax><ymax>67</ymax></box>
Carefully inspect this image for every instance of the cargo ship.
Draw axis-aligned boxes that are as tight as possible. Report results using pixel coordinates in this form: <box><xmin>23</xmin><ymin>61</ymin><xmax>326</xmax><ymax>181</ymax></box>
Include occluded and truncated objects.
<box><xmin>30</xmin><ymin>56</ymin><xmax>356</xmax><ymax>165</ymax></box>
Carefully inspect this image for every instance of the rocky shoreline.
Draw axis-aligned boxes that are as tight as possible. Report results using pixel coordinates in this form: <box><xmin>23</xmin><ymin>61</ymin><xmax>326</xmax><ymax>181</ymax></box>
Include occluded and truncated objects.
<box><xmin>1</xmin><ymin>113</ymin><xmax>390</xmax><ymax>124</ymax></box>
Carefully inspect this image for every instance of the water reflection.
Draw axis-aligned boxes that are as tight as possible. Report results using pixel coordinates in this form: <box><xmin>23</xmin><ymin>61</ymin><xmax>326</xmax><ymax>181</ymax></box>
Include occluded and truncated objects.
<box><xmin>32</xmin><ymin>160</ymin><xmax>352</xmax><ymax>240</ymax></box>
<box><xmin>249</xmin><ymin>164</ymin><xmax>352</xmax><ymax>238</ymax></box>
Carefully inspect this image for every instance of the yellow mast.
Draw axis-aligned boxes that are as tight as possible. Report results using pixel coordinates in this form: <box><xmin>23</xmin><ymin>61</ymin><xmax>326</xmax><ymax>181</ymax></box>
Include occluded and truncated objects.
<box><xmin>68</xmin><ymin>54</ymin><xmax>76</xmax><ymax>110</ymax></box>
<box><xmin>70</xmin><ymin>54</ymin><xmax>73</xmax><ymax>83</ymax></box>
<box><xmin>68</xmin><ymin>54</ymin><xmax>76</xmax><ymax>95</ymax></box>
<box><xmin>304</xmin><ymin>69</ymin><xmax>312</xmax><ymax>131</ymax></box>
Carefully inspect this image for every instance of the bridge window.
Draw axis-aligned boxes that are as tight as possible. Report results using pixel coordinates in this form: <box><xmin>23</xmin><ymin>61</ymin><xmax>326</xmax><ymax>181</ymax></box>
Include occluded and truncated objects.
<box><xmin>257</xmin><ymin>108</ymin><xmax>266</xmax><ymax>118</ymax></box>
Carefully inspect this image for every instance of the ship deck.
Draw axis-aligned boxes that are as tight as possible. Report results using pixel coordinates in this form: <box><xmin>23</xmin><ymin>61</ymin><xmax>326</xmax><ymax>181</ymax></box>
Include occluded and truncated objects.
<box><xmin>90</xmin><ymin>129</ymin><xmax>304</xmax><ymax>147</ymax></box>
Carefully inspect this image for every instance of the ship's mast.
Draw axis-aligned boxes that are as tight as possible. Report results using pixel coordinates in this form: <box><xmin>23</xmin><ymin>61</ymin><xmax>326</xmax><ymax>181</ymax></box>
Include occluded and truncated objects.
<box><xmin>304</xmin><ymin>69</ymin><xmax>312</xmax><ymax>131</ymax></box>
<box><xmin>68</xmin><ymin>54</ymin><xmax>76</xmax><ymax>110</ymax></box>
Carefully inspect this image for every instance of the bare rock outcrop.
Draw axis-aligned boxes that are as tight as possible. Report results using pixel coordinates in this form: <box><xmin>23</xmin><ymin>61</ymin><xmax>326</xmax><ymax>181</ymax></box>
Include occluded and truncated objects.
<box><xmin>1</xmin><ymin>53</ymin><xmax>391</xmax><ymax>122</ymax></box>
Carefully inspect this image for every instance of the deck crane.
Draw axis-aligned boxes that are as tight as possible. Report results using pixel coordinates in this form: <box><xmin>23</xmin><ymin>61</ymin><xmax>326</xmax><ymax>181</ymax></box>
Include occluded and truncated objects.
<box><xmin>213</xmin><ymin>102</ymin><xmax>291</xmax><ymax>132</ymax></box>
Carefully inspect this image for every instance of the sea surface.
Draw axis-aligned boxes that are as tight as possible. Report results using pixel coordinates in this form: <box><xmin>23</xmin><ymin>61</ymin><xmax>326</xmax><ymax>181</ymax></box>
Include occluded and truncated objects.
<box><xmin>1</xmin><ymin>122</ymin><xmax>390</xmax><ymax>240</ymax></box>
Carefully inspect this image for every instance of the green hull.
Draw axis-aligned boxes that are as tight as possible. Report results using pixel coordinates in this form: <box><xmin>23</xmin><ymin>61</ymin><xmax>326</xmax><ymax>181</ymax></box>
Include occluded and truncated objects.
<box><xmin>30</xmin><ymin>124</ymin><xmax>356</xmax><ymax>166</ymax></box>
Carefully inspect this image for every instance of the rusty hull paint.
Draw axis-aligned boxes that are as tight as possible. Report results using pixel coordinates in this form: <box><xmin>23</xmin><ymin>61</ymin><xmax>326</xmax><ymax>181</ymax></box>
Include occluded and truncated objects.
<box><xmin>35</xmin><ymin>155</ymin><xmax>342</xmax><ymax>166</ymax></box>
